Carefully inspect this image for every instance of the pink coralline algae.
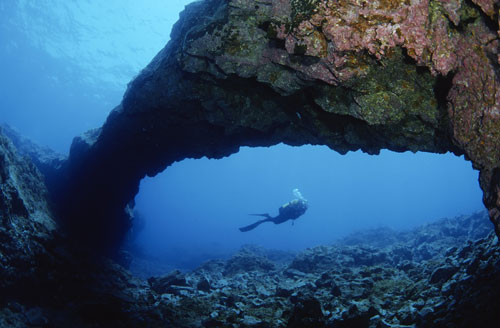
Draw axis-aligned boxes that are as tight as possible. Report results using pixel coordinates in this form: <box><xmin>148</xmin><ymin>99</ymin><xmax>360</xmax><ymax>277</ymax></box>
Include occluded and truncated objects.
<box><xmin>471</xmin><ymin>0</ymin><xmax>497</xmax><ymax>18</ymax></box>
<box><xmin>272</xmin><ymin>0</ymin><xmax>467</xmax><ymax>77</ymax></box>
<box><xmin>187</xmin><ymin>0</ymin><xmax>500</xmax><ymax>167</ymax></box>
<box><xmin>438</xmin><ymin>0</ymin><xmax>462</xmax><ymax>25</ymax></box>
<box><xmin>447</xmin><ymin>22</ymin><xmax>500</xmax><ymax>170</ymax></box>
<box><xmin>284</xmin><ymin>21</ymin><xmax>328</xmax><ymax>58</ymax></box>
<box><xmin>269</xmin><ymin>0</ymin><xmax>500</xmax><ymax>169</ymax></box>
<box><xmin>428</xmin><ymin>12</ymin><xmax>458</xmax><ymax>76</ymax></box>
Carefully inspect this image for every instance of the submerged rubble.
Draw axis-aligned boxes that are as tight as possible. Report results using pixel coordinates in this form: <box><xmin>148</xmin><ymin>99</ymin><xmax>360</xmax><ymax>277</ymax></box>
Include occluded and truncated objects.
<box><xmin>140</xmin><ymin>212</ymin><xmax>499</xmax><ymax>328</ymax></box>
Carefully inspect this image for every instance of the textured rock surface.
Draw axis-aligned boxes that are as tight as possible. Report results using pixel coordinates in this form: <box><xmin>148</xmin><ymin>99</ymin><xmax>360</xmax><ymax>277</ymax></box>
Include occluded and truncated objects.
<box><xmin>0</xmin><ymin>130</ymin><xmax>166</xmax><ymax>327</ymax></box>
<box><xmin>0</xmin><ymin>124</ymin><xmax>66</xmax><ymax>177</ymax></box>
<box><xmin>0</xmin><ymin>124</ymin><xmax>66</xmax><ymax>203</ymax></box>
<box><xmin>0</xmin><ymin>129</ymin><xmax>58</xmax><ymax>295</ymax></box>
<box><xmin>56</xmin><ymin>0</ymin><xmax>500</xmax><ymax>250</ymax></box>
<box><xmin>129</xmin><ymin>211</ymin><xmax>499</xmax><ymax>328</ymax></box>
<box><xmin>1</xmin><ymin>137</ymin><xmax>499</xmax><ymax>327</ymax></box>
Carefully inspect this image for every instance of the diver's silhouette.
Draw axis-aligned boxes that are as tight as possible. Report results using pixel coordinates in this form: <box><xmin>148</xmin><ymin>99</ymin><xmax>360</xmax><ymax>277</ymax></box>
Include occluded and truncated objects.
<box><xmin>239</xmin><ymin>189</ymin><xmax>308</xmax><ymax>232</ymax></box>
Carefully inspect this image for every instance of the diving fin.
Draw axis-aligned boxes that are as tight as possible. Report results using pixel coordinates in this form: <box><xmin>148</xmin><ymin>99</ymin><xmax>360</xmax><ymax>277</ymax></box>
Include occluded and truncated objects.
<box><xmin>239</xmin><ymin>217</ymin><xmax>272</xmax><ymax>232</ymax></box>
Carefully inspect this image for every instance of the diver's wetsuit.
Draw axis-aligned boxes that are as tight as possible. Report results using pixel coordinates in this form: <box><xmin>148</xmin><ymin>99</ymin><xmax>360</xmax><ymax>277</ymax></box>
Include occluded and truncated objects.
<box><xmin>239</xmin><ymin>199</ymin><xmax>308</xmax><ymax>232</ymax></box>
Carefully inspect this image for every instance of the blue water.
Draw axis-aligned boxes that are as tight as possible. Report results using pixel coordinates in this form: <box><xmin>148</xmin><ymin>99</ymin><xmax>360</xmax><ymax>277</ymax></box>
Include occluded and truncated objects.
<box><xmin>0</xmin><ymin>0</ymin><xmax>190</xmax><ymax>153</ymax></box>
<box><xmin>135</xmin><ymin>146</ymin><xmax>482</xmax><ymax>260</ymax></box>
<box><xmin>0</xmin><ymin>1</ymin><xmax>484</xmax><ymax>269</ymax></box>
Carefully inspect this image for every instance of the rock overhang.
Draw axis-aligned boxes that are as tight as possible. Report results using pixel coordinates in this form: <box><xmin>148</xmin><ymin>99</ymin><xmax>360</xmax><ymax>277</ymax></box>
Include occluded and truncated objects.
<box><xmin>55</xmin><ymin>0</ymin><xmax>500</xmax><ymax>252</ymax></box>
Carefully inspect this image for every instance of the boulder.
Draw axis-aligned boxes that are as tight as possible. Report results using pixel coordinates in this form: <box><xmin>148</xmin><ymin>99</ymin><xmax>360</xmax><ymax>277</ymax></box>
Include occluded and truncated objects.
<box><xmin>148</xmin><ymin>270</ymin><xmax>188</xmax><ymax>294</ymax></box>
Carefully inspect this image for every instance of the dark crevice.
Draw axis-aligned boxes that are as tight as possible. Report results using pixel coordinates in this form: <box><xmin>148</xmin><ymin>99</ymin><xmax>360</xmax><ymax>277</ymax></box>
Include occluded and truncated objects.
<box><xmin>416</xmin><ymin>65</ymin><xmax>429</xmax><ymax>75</ymax></box>
<box><xmin>446</xmin><ymin>0</ymin><xmax>480</xmax><ymax>33</ymax></box>
<box><xmin>486</xmin><ymin>50</ymin><xmax>500</xmax><ymax>83</ymax></box>
<box><xmin>464</xmin><ymin>0</ymin><xmax>499</xmax><ymax>32</ymax></box>
<box><xmin>269</xmin><ymin>38</ymin><xmax>286</xmax><ymax>50</ymax></box>
<box><xmin>434</xmin><ymin>72</ymin><xmax>455</xmax><ymax>110</ymax></box>
<box><xmin>258</xmin><ymin>21</ymin><xmax>271</xmax><ymax>32</ymax></box>
<box><xmin>401</xmin><ymin>47</ymin><xmax>429</xmax><ymax>75</ymax></box>
<box><xmin>215</xmin><ymin>74</ymin><xmax>283</xmax><ymax>99</ymax></box>
<box><xmin>401</xmin><ymin>47</ymin><xmax>416</xmax><ymax>65</ymax></box>
<box><xmin>290</xmin><ymin>54</ymin><xmax>321</xmax><ymax>66</ymax></box>
<box><xmin>454</xmin><ymin>16</ymin><xmax>478</xmax><ymax>33</ymax></box>
<box><xmin>427</xmin><ymin>72</ymin><xmax>458</xmax><ymax>154</ymax></box>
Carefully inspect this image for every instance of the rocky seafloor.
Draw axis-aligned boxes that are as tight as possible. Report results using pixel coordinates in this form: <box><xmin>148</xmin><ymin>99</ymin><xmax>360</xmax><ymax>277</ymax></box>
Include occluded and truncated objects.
<box><xmin>136</xmin><ymin>211</ymin><xmax>500</xmax><ymax>328</ymax></box>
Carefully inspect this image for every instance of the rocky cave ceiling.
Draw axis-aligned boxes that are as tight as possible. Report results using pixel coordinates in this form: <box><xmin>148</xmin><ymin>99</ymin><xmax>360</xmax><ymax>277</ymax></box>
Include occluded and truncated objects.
<box><xmin>52</xmin><ymin>0</ymin><xmax>500</xmax><ymax>253</ymax></box>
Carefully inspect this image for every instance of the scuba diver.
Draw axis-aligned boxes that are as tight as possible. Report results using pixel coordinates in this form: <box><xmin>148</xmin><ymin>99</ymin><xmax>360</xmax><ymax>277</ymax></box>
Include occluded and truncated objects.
<box><xmin>239</xmin><ymin>189</ymin><xmax>308</xmax><ymax>232</ymax></box>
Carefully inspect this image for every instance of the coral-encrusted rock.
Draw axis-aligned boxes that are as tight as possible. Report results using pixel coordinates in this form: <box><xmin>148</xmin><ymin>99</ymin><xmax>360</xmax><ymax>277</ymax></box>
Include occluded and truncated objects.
<box><xmin>471</xmin><ymin>0</ymin><xmax>497</xmax><ymax>18</ymax></box>
<box><xmin>58</xmin><ymin>0</ymin><xmax>500</xmax><ymax>250</ymax></box>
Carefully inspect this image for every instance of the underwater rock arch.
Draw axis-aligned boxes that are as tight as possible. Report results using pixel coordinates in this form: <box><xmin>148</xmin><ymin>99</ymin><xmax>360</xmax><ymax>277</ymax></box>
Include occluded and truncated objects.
<box><xmin>59</xmin><ymin>0</ymin><xmax>500</xmax><ymax>253</ymax></box>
